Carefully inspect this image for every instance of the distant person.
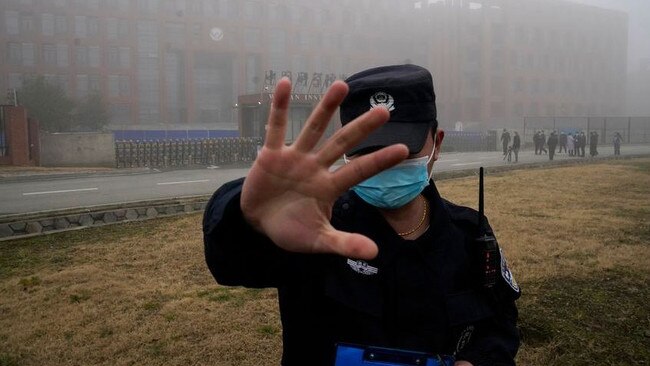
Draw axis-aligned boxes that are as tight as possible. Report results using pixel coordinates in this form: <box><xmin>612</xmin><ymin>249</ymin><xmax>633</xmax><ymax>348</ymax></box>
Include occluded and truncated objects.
<box><xmin>539</xmin><ymin>130</ymin><xmax>547</xmax><ymax>155</ymax></box>
<box><xmin>578</xmin><ymin>131</ymin><xmax>586</xmax><ymax>157</ymax></box>
<box><xmin>203</xmin><ymin>64</ymin><xmax>521</xmax><ymax>366</ymax></box>
<box><xmin>567</xmin><ymin>133</ymin><xmax>575</xmax><ymax>157</ymax></box>
<box><xmin>613</xmin><ymin>132</ymin><xmax>623</xmax><ymax>155</ymax></box>
<box><xmin>533</xmin><ymin>130</ymin><xmax>541</xmax><ymax>155</ymax></box>
<box><xmin>512</xmin><ymin>131</ymin><xmax>521</xmax><ymax>163</ymax></box>
<box><xmin>558</xmin><ymin>132</ymin><xmax>567</xmax><ymax>153</ymax></box>
<box><xmin>547</xmin><ymin>131</ymin><xmax>558</xmax><ymax>161</ymax></box>
<box><xmin>589</xmin><ymin>131</ymin><xmax>599</xmax><ymax>157</ymax></box>
<box><xmin>501</xmin><ymin>129</ymin><xmax>511</xmax><ymax>155</ymax></box>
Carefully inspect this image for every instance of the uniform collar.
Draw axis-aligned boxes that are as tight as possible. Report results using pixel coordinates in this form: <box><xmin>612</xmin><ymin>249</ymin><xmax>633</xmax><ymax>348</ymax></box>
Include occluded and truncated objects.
<box><xmin>347</xmin><ymin>180</ymin><xmax>453</xmax><ymax>268</ymax></box>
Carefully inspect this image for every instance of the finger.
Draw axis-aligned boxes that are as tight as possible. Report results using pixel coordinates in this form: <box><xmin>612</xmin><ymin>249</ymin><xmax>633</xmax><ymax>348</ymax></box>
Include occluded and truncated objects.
<box><xmin>331</xmin><ymin>144</ymin><xmax>409</xmax><ymax>193</ymax></box>
<box><xmin>316</xmin><ymin>107</ymin><xmax>391</xmax><ymax>167</ymax></box>
<box><xmin>264</xmin><ymin>78</ymin><xmax>292</xmax><ymax>150</ymax></box>
<box><xmin>292</xmin><ymin>81</ymin><xmax>348</xmax><ymax>153</ymax></box>
<box><xmin>315</xmin><ymin>228</ymin><xmax>379</xmax><ymax>260</ymax></box>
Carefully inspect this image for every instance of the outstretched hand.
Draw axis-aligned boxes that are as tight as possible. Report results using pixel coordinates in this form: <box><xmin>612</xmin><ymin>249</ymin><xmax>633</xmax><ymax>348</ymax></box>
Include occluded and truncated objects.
<box><xmin>241</xmin><ymin>78</ymin><xmax>409</xmax><ymax>260</ymax></box>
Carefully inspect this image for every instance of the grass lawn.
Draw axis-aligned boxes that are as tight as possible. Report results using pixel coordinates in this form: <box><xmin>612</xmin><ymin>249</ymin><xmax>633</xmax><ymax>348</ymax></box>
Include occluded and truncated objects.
<box><xmin>1</xmin><ymin>158</ymin><xmax>649</xmax><ymax>365</ymax></box>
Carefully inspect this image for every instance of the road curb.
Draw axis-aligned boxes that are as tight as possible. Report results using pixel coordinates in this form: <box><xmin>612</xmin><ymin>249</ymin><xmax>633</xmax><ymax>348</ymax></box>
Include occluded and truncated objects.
<box><xmin>0</xmin><ymin>195</ymin><xmax>210</xmax><ymax>241</ymax></box>
<box><xmin>1</xmin><ymin>153</ymin><xmax>648</xmax><ymax>241</ymax></box>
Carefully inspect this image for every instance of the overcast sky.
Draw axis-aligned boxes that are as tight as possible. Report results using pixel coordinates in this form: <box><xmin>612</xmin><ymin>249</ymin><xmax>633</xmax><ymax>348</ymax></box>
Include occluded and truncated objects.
<box><xmin>566</xmin><ymin>0</ymin><xmax>650</xmax><ymax>72</ymax></box>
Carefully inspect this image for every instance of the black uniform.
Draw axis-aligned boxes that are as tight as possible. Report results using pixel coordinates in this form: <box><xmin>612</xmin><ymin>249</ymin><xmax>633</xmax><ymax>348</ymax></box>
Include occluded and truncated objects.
<box><xmin>204</xmin><ymin>178</ymin><xmax>521</xmax><ymax>366</ymax></box>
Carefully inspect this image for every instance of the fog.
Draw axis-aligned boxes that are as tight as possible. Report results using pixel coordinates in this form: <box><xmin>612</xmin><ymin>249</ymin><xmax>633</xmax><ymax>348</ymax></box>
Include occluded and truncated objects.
<box><xmin>567</xmin><ymin>0</ymin><xmax>650</xmax><ymax>71</ymax></box>
<box><xmin>2</xmin><ymin>0</ymin><xmax>650</xmax><ymax>169</ymax></box>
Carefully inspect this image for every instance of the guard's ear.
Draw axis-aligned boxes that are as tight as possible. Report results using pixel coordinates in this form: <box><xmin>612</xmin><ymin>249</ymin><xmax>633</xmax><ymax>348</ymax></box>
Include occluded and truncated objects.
<box><xmin>433</xmin><ymin>129</ymin><xmax>445</xmax><ymax>161</ymax></box>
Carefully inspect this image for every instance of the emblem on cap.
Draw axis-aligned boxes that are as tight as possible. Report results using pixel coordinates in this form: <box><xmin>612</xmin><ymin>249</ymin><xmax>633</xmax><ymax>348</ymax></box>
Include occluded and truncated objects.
<box><xmin>369</xmin><ymin>91</ymin><xmax>395</xmax><ymax>112</ymax></box>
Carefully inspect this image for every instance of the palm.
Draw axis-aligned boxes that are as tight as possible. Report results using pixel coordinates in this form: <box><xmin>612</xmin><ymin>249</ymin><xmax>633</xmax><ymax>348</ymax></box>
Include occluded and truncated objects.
<box><xmin>241</xmin><ymin>79</ymin><xmax>408</xmax><ymax>260</ymax></box>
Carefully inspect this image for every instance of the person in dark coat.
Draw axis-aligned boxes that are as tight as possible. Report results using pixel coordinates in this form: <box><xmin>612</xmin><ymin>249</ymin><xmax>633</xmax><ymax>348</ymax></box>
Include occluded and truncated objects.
<box><xmin>547</xmin><ymin>131</ymin><xmax>559</xmax><ymax>160</ymax></box>
<box><xmin>558</xmin><ymin>132</ymin><xmax>567</xmax><ymax>153</ymax></box>
<box><xmin>590</xmin><ymin>131</ymin><xmax>599</xmax><ymax>157</ymax></box>
<box><xmin>512</xmin><ymin>131</ymin><xmax>521</xmax><ymax>163</ymax></box>
<box><xmin>613</xmin><ymin>132</ymin><xmax>623</xmax><ymax>155</ymax></box>
<box><xmin>579</xmin><ymin>131</ymin><xmax>587</xmax><ymax>157</ymax></box>
<box><xmin>203</xmin><ymin>65</ymin><xmax>520</xmax><ymax>366</ymax></box>
<box><xmin>501</xmin><ymin>129</ymin><xmax>511</xmax><ymax>156</ymax></box>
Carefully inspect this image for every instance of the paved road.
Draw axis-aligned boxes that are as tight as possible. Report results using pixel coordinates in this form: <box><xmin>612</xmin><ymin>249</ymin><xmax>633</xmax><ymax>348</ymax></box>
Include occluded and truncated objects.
<box><xmin>1</xmin><ymin>145</ymin><xmax>649</xmax><ymax>216</ymax></box>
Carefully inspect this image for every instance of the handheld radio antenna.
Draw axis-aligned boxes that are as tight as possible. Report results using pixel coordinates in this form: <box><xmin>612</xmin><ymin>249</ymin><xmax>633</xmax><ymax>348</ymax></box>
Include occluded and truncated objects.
<box><xmin>478</xmin><ymin>166</ymin><xmax>484</xmax><ymax>231</ymax></box>
<box><xmin>476</xmin><ymin>166</ymin><xmax>498</xmax><ymax>288</ymax></box>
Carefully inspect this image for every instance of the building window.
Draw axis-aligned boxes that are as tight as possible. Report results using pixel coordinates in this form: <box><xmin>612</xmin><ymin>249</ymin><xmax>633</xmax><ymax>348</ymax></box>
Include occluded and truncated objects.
<box><xmin>43</xmin><ymin>44</ymin><xmax>57</xmax><ymax>65</ymax></box>
<box><xmin>42</xmin><ymin>13</ymin><xmax>55</xmax><ymax>36</ymax></box>
<box><xmin>87</xmin><ymin>0</ymin><xmax>100</xmax><ymax>10</ymax></box>
<box><xmin>7</xmin><ymin>43</ymin><xmax>22</xmax><ymax>65</ymax></box>
<box><xmin>107</xmin><ymin>19</ymin><xmax>129</xmax><ymax>39</ymax></box>
<box><xmin>107</xmin><ymin>0</ymin><xmax>129</xmax><ymax>12</ymax></box>
<box><xmin>138</xmin><ymin>0</ymin><xmax>159</xmax><ymax>15</ymax></box>
<box><xmin>137</xmin><ymin>21</ymin><xmax>159</xmax><ymax>55</ymax></box>
<box><xmin>108</xmin><ymin>46</ymin><xmax>119</xmax><ymax>68</ymax></box>
<box><xmin>5</xmin><ymin>11</ymin><xmax>19</xmax><ymax>35</ymax></box>
<box><xmin>87</xmin><ymin>16</ymin><xmax>99</xmax><ymax>37</ymax></box>
<box><xmin>75</xmin><ymin>16</ymin><xmax>87</xmax><ymax>38</ymax></box>
<box><xmin>243</xmin><ymin>1</ymin><xmax>262</xmax><ymax>21</ymax></box>
<box><xmin>22</xmin><ymin>43</ymin><xmax>35</xmax><ymax>66</ymax></box>
<box><xmin>165</xmin><ymin>22</ymin><xmax>185</xmax><ymax>46</ymax></box>
<box><xmin>107</xmin><ymin>18</ymin><xmax>118</xmax><ymax>39</ymax></box>
<box><xmin>88</xmin><ymin>46</ymin><xmax>100</xmax><ymax>68</ymax></box>
<box><xmin>56</xmin><ymin>44</ymin><xmax>69</xmax><ymax>67</ymax></box>
<box><xmin>76</xmin><ymin>46</ymin><xmax>88</xmax><ymax>66</ymax></box>
<box><xmin>89</xmin><ymin>74</ymin><xmax>101</xmax><ymax>94</ymax></box>
<box><xmin>21</xmin><ymin>14</ymin><xmax>35</xmax><ymax>35</ymax></box>
<box><xmin>109</xmin><ymin>75</ymin><xmax>131</xmax><ymax>97</ymax></box>
<box><xmin>119</xmin><ymin>47</ymin><xmax>131</xmax><ymax>68</ymax></box>
<box><xmin>55</xmin><ymin>15</ymin><xmax>68</xmax><ymax>35</ymax></box>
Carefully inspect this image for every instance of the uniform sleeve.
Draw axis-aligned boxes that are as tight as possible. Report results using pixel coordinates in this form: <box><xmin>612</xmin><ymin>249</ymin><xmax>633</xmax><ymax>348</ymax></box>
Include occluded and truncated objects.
<box><xmin>203</xmin><ymin>177</ymin><xmax>290</xmax><ymax>288</ymax></box>
<box><xmin>456</xmin><ymin>232</ymin><xmax>521</xmax><ymax>366</ymax></box>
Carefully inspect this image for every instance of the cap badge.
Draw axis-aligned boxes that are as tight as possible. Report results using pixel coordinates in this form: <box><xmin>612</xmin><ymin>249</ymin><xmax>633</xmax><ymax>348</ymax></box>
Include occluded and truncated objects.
<box><xmin>369</xmin><ymin>91</ymin><xmax>395</xmax><ymax>112</ymax></box>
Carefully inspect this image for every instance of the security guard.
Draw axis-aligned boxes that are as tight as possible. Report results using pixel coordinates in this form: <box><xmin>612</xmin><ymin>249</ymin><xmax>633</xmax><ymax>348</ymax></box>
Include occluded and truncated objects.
<box><xmin>204</xmin><ymin>65</ymin><xmax>520</xmax><ymax>366</ymax></box>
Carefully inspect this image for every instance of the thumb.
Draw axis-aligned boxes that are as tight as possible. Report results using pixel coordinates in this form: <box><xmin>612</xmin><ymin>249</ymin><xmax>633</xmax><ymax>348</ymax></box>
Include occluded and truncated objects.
<box><xmin>316</xmin><ymin>229</ymin><xmax>379</xmax><ymax>260</ymax></box>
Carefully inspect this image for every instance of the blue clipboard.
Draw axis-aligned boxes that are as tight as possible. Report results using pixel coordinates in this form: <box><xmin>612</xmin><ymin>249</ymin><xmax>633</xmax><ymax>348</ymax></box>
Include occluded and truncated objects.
<box><xmin>334</xmin><ymin>343</ymin><xmax>455</xmax><ymax>366</ymax></box>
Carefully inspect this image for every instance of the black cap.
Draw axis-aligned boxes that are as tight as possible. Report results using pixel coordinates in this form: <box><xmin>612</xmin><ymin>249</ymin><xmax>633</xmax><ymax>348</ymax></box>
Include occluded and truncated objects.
<box><xmin>340</xmin><ymin>64</ymin><xmax>437</xmax><ymax>156</ymax></box>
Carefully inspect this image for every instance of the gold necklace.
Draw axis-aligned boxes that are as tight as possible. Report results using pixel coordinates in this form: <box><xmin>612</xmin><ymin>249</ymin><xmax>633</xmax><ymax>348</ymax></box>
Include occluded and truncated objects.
<box><xmin>397</xmin><ymin>196</ymin><xmax>428</xmax><ymax>237</ymax></box>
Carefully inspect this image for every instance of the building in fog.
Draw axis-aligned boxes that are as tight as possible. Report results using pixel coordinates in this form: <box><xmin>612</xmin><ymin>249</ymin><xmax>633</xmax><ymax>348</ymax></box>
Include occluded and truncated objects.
<box><xmin>627</xmin><ymin>58</ymin><xmax>650</xmax><ymax>116</ymax></box>
<box><xmin>412</xmin><ymin>0</ymin><xmax>628</xmax><ymax>131</ymax></box>
<box><xmin>0</xmin><ymin>0</ymin><xmax>628</xmax><ymax>133</ymax></box>
<box><xmin>0</xmin><ymin>0</ymin><xmax>415</xmax><ymax>131</ymax></box>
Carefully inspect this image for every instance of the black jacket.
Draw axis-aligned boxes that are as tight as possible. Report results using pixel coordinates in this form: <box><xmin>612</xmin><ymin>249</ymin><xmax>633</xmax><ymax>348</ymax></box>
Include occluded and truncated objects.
<box><xmin>203</xmin><ymin>178</ymin><xmax>521</xmax><ymax>366</ymax></box>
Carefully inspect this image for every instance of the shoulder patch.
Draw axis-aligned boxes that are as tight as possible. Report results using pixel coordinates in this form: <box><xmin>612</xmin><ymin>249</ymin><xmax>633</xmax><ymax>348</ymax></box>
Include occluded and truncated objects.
<box><xmin>500</xmin><ymin>248</ymin><xmax>519</xmax><ymax>292</ymax></box>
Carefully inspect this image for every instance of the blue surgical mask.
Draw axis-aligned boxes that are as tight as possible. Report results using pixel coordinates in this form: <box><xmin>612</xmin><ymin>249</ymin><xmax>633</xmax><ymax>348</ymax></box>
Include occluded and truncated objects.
<box><xmin>349</xmin><ymin>140</ymin><xmax>436</xmax><ymax>209</ymax></box>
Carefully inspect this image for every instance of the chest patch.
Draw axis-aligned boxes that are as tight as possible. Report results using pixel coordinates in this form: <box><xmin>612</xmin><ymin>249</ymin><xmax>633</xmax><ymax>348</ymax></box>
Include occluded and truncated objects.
<box><xmin>346</xmin><ymin>259</ymin><xmax>379</xmax><ymax>276</ymax></box>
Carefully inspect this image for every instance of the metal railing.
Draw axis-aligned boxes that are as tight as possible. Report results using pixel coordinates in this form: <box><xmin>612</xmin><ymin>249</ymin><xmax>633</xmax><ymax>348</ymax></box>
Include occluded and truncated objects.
<box><xmin>522</xmin><ymin>116</ymin><xmax>650</xmax><ymax>146</ymax></box>
<box><xmin>114</xmin><ymin>137</ymin><xmax>262</xmax><ymax>168</ymax></box>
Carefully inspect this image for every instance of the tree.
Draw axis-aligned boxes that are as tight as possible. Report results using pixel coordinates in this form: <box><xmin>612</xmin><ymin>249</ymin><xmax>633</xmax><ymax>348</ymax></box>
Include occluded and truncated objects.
<box><xmin>74</xmin><ymin>92</ymin><xmax>110</xmax><ymax>132</ymax></box>
<box><xmin>17</xmin><ymin>76</ymin><xmax>75</xmax><ymax>132</ymax></box>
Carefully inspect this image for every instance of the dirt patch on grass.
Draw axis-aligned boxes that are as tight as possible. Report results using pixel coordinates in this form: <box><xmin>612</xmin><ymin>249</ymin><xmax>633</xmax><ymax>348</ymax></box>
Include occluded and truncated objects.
<box><xmin>1</xmin><ymin>158</ymin><xmax>649</xmax><ymax>365</ymax></box>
